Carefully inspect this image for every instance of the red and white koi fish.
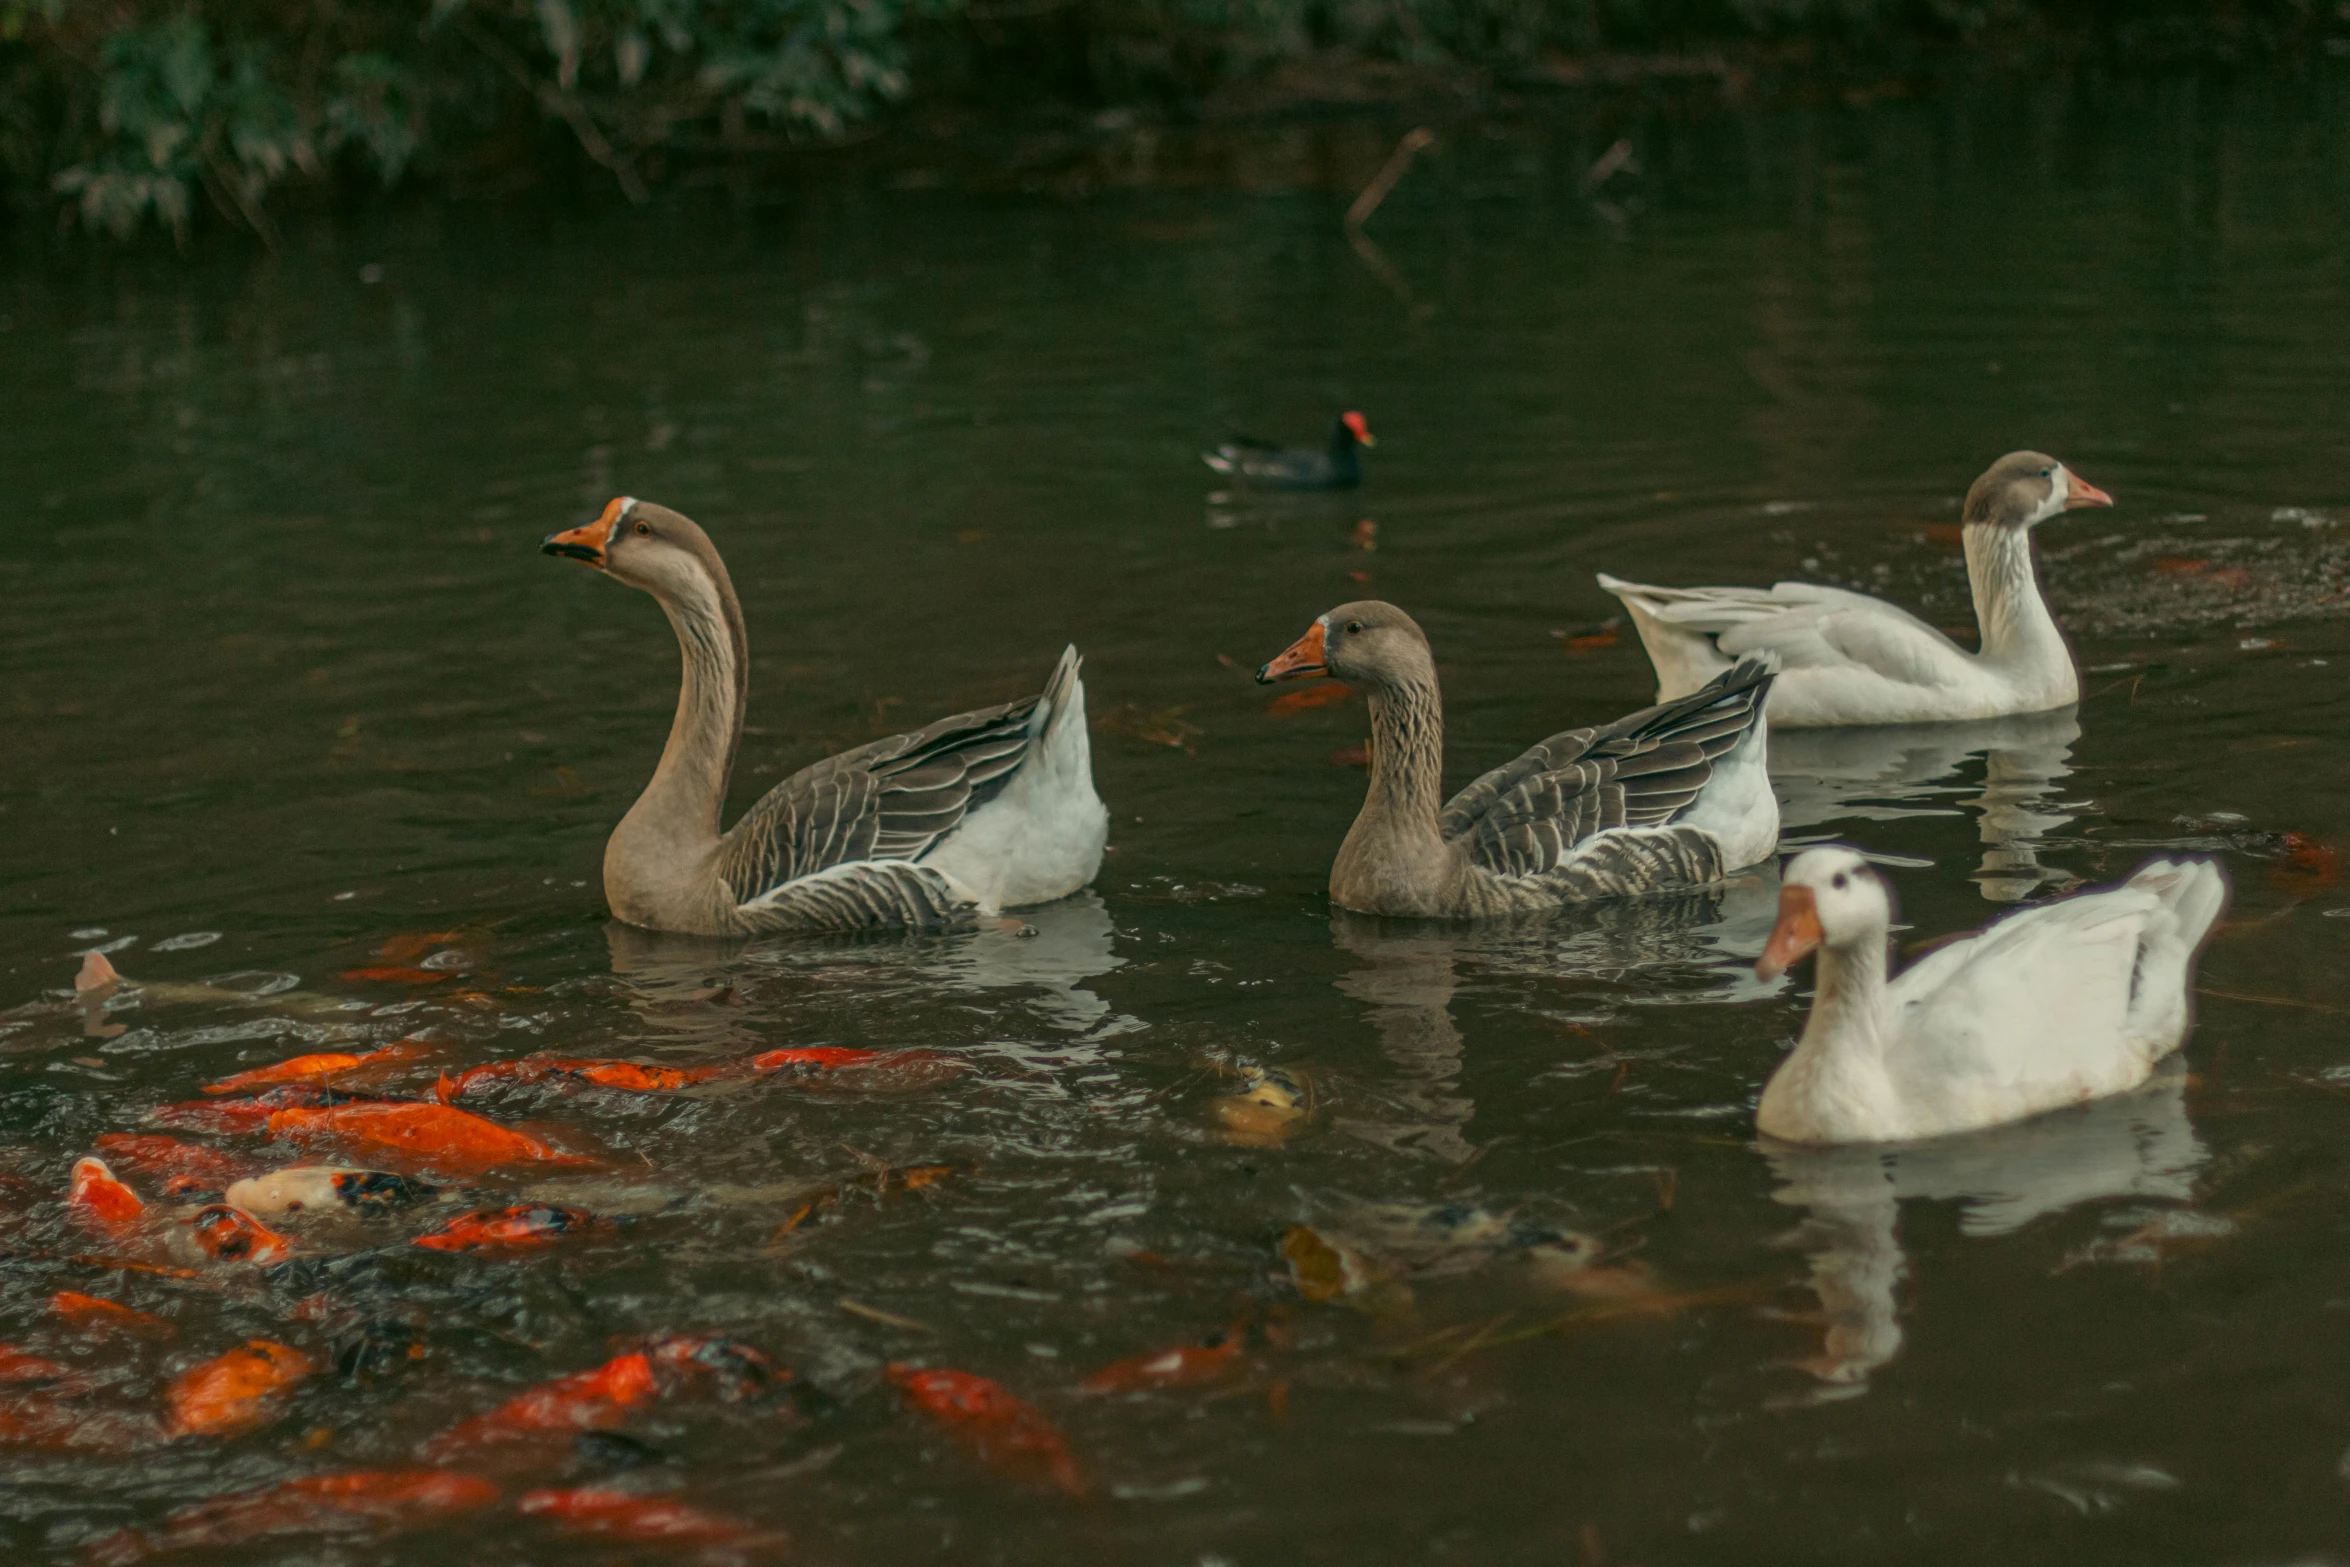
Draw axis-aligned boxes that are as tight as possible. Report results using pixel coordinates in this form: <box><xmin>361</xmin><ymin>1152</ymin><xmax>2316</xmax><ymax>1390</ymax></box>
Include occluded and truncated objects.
<box><xmin>1081</xmin><ymin>1320</ymin><xmax>1256</xmax><ymax>1394</ymax></box>
<box><xmin>68</xmin><ymin>1157</ymin><xmax>146</xmax><ymax>1227</ymax></box>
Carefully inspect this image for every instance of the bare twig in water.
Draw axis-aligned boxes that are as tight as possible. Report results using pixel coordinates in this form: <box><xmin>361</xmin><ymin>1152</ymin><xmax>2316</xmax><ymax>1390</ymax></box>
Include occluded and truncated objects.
<box><xmin>839</xmin><ymin>1297</ymin><xmax>933</xmax><ymax>1332</ymax></box>
<box><xmin>1578</xmin><ymin>137</ymin><xmax>1638</xmax><ymax>195</ymax></box>
<box><xmin>1347</xmin><ymin>127</ymin><xmax>1435</xmax><ymax>230</ymax></box>
<box><xmin>2200</xmin><ymin>986</ymin><xmax>2344</xmax><ymax>1013</ymax></box>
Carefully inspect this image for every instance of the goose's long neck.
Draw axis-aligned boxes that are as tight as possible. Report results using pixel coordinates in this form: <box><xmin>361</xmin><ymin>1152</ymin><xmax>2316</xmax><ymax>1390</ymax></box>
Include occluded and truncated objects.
<box><xmin>1360</xmin><ymin>674</ymin><xmax>1447</xmax><ymax>843</ymax></box>
<box><xmin>1797</xmin><ymin>937</ymin><xmax>1892</xmax><ymax>1061</ymax></box>
<box><xmin>609</xmin><ymin>557</ymin><xmax>748</xmax><ymax>896</ymax></box>
<box><xmin>1331</xmin><ymin>670</ymin><xmax>1453</xmax><ymax>913</ymax></box>
<box><xmin>1963</xmin><ymin>523</ymin><xmax>2071</xmax><ymax>685</ymax></box>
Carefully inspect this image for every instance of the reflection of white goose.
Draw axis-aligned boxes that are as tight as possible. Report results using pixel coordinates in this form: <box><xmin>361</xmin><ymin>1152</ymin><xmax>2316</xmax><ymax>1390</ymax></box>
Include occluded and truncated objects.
<box><xmin>1770</xmin><ymin>707</ymin><xmax>2080</xmax><ymax>902</ymax></box>
<box><xmin>1766</xmin><ymin>1070</ymin><xmax>2204</xmax><ymax>1387</ymax></box>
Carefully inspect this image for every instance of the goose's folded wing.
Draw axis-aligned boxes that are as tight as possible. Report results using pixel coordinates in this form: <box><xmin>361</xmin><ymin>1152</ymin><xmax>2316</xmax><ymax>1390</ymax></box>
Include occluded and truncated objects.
<box><xmin>1441</xmin><ymin>661</ymin><xmax>1770</xmax><ymax>880</ymax></box>
<box><xmin>1891</xmin><ymin>889</ymin><xmax>2167</xmax><ymax>1087</ymax></box>
<box><xmin>715</xmin><ymin>696</ymin><xmax>1041</xmax><ymax>906</ymax></box>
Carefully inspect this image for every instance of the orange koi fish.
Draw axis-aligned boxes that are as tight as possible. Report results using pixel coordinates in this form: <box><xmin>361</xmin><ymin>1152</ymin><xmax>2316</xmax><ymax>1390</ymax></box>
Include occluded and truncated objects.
<box><xmin>409</xmin><ymin>1205</ymin><xmax>603</xmax><ymax>1253</ymax></box>
<box><xmin>0</xmin><ymin>1396</ymin><xmax>162</xmax><ymax>1453</ymax></box>
<box><xmin>150</xmin><ymin>1087</ymin><xmax>390</xmax><ymax>1134</ymax></box>
<box><xmin>202</xmin><ymin>1040</ymin><xmax>428</xmax><ymax>1095</ymax></box>
<box><xmin>1081</xmin><ymin>1321</ymin><xmax>1253</xmax><ymax>1394</ymax></box>
<box><xmin>85</xmin><ymin>1470</ymin><xmax>499</xmax><ymax>1564</ymax></box>
<box><xmin>0</xmin><ymin>1344</ymin><xmax>70</xmax><ymax>1384</ymax></box>
<box><xmin>68</xmin><ymin>1157</ymin><xmax>146</xmax><ymax>1226</ymax></box>
<box><xmin>375</xmin><ymin>931</ymin><xmax>465</xmax><ymax>962</ymax></box>
<box><xmin>337</xmin><ymin>966</ymin><xmax>451</xmax><ymax>985</ymax></box>
<box><xmin>165</xmin><ymin>1339</ymin><xmax>315</xmax><ymax>1437</ymax></box>
<box><xmin>51</xmin><ymin>1291</ymin><xmax>176</xmax><ymax>1341</ymax></box>
<box><xmin>190</xmin><ymin>1205</ymin><xmax>293</xmax><ymax>1265</ymax></box>
<box><xmin>440</xmin><ymin>1056</ymin><xmax>729</xmax><ymax>1099</ymax></box>
<box><xmin>266</xmin><ymin>1102</ymin><xmax>600</xmax><ymax>1175</ymax></box>
<box><xmin>748</xmin><ymin>1047</ymin><xmax>881</xmax><ymax>1072</ymax></box>
<box><xmin>224</xmin><ymin>1166</ymin><xmax>435</xmax><ymax>1216</ymax></box>
<box><xmin>93</xmin><ymin>1134</ymin><xmax>250</xmax><ymax>1197</ymax></box>
<box><xmin>516</xmin><ymin>1487</ymin><xmax>762</xmax><ymax>1546</ymax></box>
<box><xmin>422</xmin><ymin>1351</ymin><xmax>660</xmax><ymax>1459</ymax></box>
<box><xmin>886</xmin><ymin>1364</ymin><xmax>1086</xmax><ymax>1494</ymax></box>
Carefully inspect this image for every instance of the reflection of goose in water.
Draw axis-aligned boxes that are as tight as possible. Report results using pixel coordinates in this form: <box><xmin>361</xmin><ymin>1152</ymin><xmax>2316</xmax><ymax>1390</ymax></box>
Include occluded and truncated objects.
<box><xmin>1764</xmin><ymin>1070</ymin><xmax>2204</xmax><ymax>1390</ymax></box>
<box><xmin>1770</xmin><ymin>706</ymin><xmax>2081</xmax><ymax>902</ymax></box>
<box><xmin>1330</xmin><ymin>916</ymin><xmax>1477</xmax><ymax>1165</ymax></box>
<box><xmin>604</xmin><ymin>891</ymin><xmax>1128</xmax><ymax>1043</ymax></box>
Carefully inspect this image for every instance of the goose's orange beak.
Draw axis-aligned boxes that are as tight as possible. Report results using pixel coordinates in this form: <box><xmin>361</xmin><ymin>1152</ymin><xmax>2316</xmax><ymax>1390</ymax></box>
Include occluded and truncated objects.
<box><xmin>2063</xmin><ymin>471</ymin><xmax>2114</xmax><ymax>510</ymax></box>
<box><xmin>542</xmin><ymin>497</ymin><xmax>628</xmax><ymax>566</ymax></box>
<box><xmin>1257</xmin><ymin>621</ymin><xmax>1329</xmax><ymax>684</ymax></box>
<box><xmin>1756</xmin><ymin>885</ymin><xmax>1823</xmax><ymax>981</ymax></box>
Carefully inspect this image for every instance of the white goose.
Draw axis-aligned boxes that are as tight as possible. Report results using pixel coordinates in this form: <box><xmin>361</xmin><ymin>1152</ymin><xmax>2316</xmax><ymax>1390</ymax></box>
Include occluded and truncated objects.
<box><xmin>1753</xmin><ymin>846</ymin><xmax>2227</xmax><ymax>1145</ymax></box>
<box><xmin>1599</xmin><ymin>452</ymin><xmax>2113</xmax><ymax>727</ymax></box>
<box><xmin>542</xmin><ymin>498</ymin><xmax>1108</xmax><ymax>935</ymax></box>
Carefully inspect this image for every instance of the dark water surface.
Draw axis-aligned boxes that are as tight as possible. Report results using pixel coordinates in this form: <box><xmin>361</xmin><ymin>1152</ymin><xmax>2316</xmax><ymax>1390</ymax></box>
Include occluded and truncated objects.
<box><xmin>6</xmin><ymin>65</ymin><xmax>2350</xmax><ymax>1565</ymax></box>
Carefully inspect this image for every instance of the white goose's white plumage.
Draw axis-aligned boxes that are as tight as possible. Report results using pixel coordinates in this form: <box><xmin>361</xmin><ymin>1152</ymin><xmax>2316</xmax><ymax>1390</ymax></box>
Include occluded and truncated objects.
<box><xmin>1599</xmin><ymin>452</ymin><xmax>2114</xmax><ymax>728</ymax></box>
<box><xmin>1753</xmin><ymin>846</ymin><xmax>2227</xmax><ymax>1145</ymax></box>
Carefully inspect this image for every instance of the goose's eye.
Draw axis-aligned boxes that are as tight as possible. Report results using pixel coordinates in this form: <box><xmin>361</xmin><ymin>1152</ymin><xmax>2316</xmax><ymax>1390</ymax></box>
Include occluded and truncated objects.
<box><xmin>2040</xmin><ymin>467</ymin><xmax>2055</xmax><ymax>479</ymax></box>
<box><xmin>1831</xmin><ymin>872</ymin><xmax>1848</xmax><ymax>890</ymax></box>
<box><xmin>634</xmin><ymin>521</ymin><xmax>652</xmax><ymax>536</ymax></box>
<box><xmin>1344</xmin><ymin>620</ymin><xmax>1365</xmax><ymax>634</ymax></box>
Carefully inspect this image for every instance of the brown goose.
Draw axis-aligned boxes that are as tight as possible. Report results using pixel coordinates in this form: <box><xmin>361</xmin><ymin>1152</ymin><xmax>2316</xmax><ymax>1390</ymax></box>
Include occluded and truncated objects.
<box><xmin>541</xmin><ymin>498</ymin><xmax>1108</xmax><ymax>935</ymax></box>
<box><xmin>1598</xmin><ymin>451</ymin><xmax>2115</xmax><ymax>726</ymax></box>
<box><xmin>1256</xmin><ymin>601</ymin><xmax>1779</xmax><ymax>918</ymax></box>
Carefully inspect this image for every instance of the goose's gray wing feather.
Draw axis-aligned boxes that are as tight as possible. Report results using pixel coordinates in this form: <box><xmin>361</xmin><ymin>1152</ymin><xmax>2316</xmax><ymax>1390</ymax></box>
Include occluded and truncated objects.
<box><xmin>715</xmin><ymin>666</ymin><xmax>1082</xmax><ymax>913</ymax></box>
<box><xmin>1443</xmin><ymin>658</ymin><xmax>1773</xmax><ymax>882</ymax></box>
<box><xmin>733</xmin><ymin>859</ymin><xmax>976</xmax><ymax>931</ymax></box>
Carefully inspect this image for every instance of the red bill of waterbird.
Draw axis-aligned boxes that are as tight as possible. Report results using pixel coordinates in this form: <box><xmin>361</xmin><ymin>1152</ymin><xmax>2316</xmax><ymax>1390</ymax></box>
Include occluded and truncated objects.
<box><xmin>1753</xmin><ymin>846</ymin><xmax>2227</xmax><ymax>1144</ymax></box>
<box><xmin>540</xmin><ymin>497</ymin><xmax>1108</xmax><ymax>934</ymax></box>
<box><xmin>1600</xmin><ymin>452</ymin><xmax>2116</xmax><ymax>726</ymax></box>
<box><xmin>1256</xmin><ymin>600</ymin><xmax>1780</xmax><ymax>917</ymax></box>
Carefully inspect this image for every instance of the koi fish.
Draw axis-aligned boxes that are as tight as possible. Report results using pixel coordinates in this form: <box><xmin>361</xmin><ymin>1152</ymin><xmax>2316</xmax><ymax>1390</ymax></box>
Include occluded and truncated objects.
<box><xmin>224</xmin><ymin>1166</ymin><xmax>436</xmax><ymax>1216</ymax></box>
<box><xmin>338</xmin><ymin>966</ymin><xmax>451</xmax><ymax>985</ymax></box>
<box><xmin>422</xmin><ymin>1350</ymin><xmax>660</xmax><ymax>1459</ymax></box>
<box><xmin>516</xmin><ymin>1487</ymin><xmax>761</xmax><ymax>1546</ymax></box>
<box><xmin>0</xmin><ymin>1395</ymin><xmax>162</xmax><ymax>1453</ymax></box>
<box><xmin>748</xmin><ymin>1047</ymin><xmax>882</xmax><ymax>1072</ymax></box>
<box><xmin>266</xmin><ymin>1102</ymin><xmax>600</xmax><ymax>1175</ymax></box>
<box><xmin>75</xmin><ymin>952</ymin><xmax>376</xmax><ymax>1019</ymax></box>
<box><xmin>885</xmin><ymin>1364</ymin><xmax>1085</xmax><ymax>1494</ymax></box>
<box><xmin>202</xmin><ymin>1040</ymin><xmax>429</xmax><ymax>1095</ymax></box>
<box><xmin>409</xmin><ymin>1205</ymin><xmax>602</xmax><ymax>1253</ymax></box>
<box><xmin>68</xmin><ymin>1157</ymin><xmax>146</xmax><ymax>1226</ymax></box>
<box><xmin>374</xmin><ymin>931</ymin><xmax>466</xmax><ymax>962</ymax></box>
<box><xmin>1081</xmin><ymin>1321</ymin><xmax>1253</xmax><ymax>1394</ymax></box>
<box><xmin>754</xmin><ymin>1047</ymin><xmax>968</xmax><ymax>1091</ymax></box>
<box><xmin>642</xmin><ymin>1336</ymin><xmax>787</xmax><ymax>1402</ymax></box>
<box><xmin>440</xmin><ymin>1056</ymin><xmax>729</xmax><ymax>1099</ymax></box>
<box><xmin>0</xmin><ymin>1344</ymin><xmax>71</xmax><ymax>1384</ymax></box>
<box><xmin>165</xmin><ymin>1339</ymin><xmax>315</xmax><ymax>1437</ymax></box>
<box><xmin>150</xmin><ymin>1086</ymin><xmax>391</xmax><ymax>1134</ymax></box>
<box><xmin>51</xmin><ymin>1291</ymin><xmax>176</xmax><ymax>1341</ymax></box>
<box><xmin>93</xmin><ymin>1134</ymin><xmax>250</xmax><ymax>1197</ymax></box>
<box><xmin>191</xmin><ymin>1205</ymin><xmax>293</xmax><ymax>1264</ymax></box>
<box><xmin>85</xmin><ymin>1470</ymin><xmax>499</xmax><ymax>1564</ymax></box>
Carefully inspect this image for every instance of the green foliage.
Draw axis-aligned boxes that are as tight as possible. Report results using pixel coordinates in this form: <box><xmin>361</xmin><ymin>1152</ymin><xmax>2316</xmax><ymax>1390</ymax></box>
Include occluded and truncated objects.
<box><xmin>0</xmin><ymin>0</ymin><xmax>2336</xmax><ymax>240</ymax></box>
